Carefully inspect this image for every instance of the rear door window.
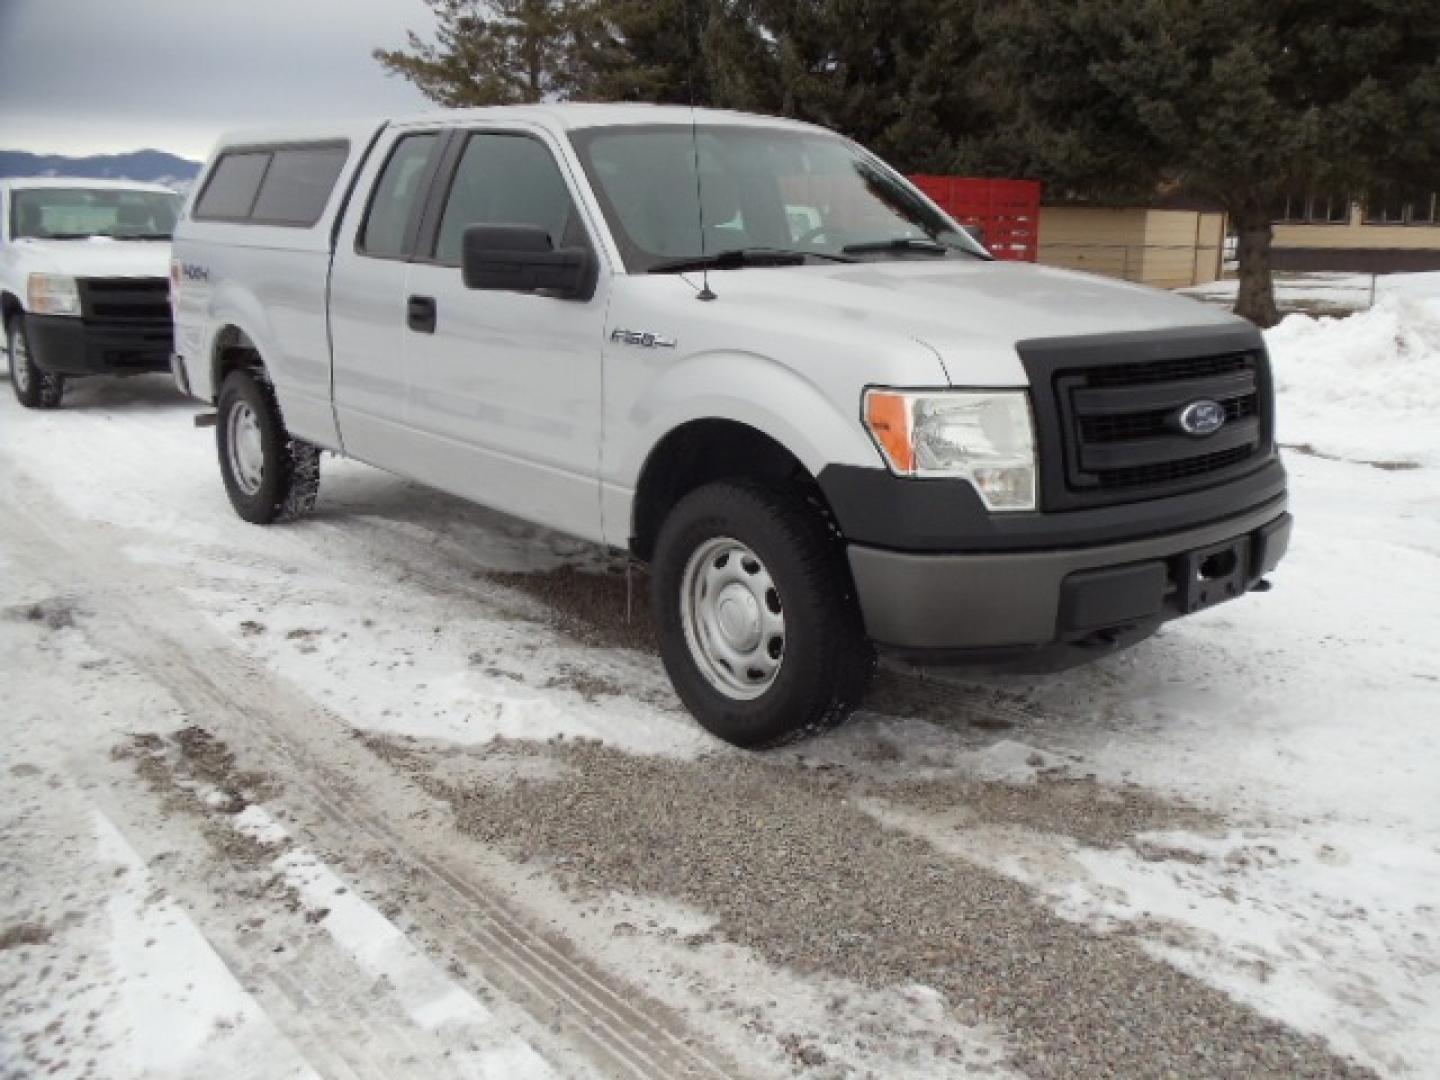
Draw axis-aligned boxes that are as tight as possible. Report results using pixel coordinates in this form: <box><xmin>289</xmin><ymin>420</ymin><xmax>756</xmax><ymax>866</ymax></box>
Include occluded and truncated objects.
<box><xmin>359</xmin><ymin>133</ymin><xmax>439</xmax><ymax>257</ymax></box>
<box><xmin>250</xmin><ymin>145</ymin><xmax>349</xmax><ymax>226</ymax></box>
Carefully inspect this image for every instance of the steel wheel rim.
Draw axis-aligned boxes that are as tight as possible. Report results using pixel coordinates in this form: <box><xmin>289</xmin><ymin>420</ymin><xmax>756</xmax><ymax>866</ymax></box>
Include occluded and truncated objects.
<box><xmin>680</xmin><ymin>536</ymin><xmax>785</xmax><ymax>700</ymax></box>
<box><xmin>11</xmin><ymin>332</ymin><xmax>30</xmax><ymax>394</ymax></box>
<box><xmin>226</xmin><ymin>400</ymin><xmax>265</xmax><ymax>496</ymax></box>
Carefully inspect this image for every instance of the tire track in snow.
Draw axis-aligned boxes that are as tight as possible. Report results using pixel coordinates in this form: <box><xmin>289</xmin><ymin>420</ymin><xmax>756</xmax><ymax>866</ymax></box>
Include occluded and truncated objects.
<box><xmin>5</xmin><ymin>471</ymin><xmax>739</xmax><ymax>1080</ymax></box>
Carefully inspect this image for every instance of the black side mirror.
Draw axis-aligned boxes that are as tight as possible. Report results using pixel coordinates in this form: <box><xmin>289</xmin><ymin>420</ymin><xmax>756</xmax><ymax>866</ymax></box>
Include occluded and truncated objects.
<box><xmin>461</xmin><ymin>224</ymin><xmax>597</xmax><ymax>301</ymax></box>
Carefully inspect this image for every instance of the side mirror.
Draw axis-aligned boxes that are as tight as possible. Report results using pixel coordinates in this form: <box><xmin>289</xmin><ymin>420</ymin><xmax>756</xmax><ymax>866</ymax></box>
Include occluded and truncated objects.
<box><xmin>461</xmin><ymin>224</ymin><xmax>597</xmax><ymax>301</ymax></box>
<box><xmin>962</xmin><ymin>222</ymin><xmax>986</xmax><ymax>246</ymax></box>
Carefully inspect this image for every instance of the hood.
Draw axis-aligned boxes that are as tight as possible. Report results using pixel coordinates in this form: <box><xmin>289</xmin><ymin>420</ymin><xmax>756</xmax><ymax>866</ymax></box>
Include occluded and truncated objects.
<box><xmin>14</xmin><ymin>237</ymin><xmax>172</xmax><ymax>280</ymax></box>
<box><xmin>681</xmin><ymin>258</ymin><xmax>1244</xmax><ymax>385</ymax></box>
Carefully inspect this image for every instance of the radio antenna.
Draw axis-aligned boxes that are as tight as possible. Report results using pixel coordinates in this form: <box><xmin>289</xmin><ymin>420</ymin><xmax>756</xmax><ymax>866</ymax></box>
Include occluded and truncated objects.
<box><xmin>683</xmin><ymin>0</ymin><xmax>716</xmax><ymax>301</ymax></box>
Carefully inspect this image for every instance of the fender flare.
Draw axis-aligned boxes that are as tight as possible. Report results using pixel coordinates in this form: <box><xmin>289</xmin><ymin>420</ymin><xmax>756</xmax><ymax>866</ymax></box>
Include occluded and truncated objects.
<box><xmin>617</xmin><ymin>349</ymin><xmax>878</xmax><ymax>489</ymax></box>
<box><xmin>200</xmin><ymin>282</ymin><xmax>282</xmax><ymax>396</ymax></box>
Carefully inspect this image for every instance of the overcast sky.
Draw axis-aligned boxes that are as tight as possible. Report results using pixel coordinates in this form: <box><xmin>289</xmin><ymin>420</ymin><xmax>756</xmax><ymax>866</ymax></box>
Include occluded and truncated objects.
<box><xmin>0</xmin><ymin>0</ymin><xmax>437</xmax><ymax>161</ymax></box>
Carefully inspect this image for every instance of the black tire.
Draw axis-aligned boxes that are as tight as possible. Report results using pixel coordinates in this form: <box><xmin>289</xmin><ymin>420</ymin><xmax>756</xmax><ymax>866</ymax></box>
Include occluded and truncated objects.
<box><xmin>216</xmin><ymin>368</ymin><xmax>321</xmax><ymax>524</ymax></box>
<box><xmin>651</xmin><ymin>479</ymin><xmax>875</xmax><ymax>749</ymax></box>
<box><xmin>7</xmin><ymin>316</ymin><xmax>65</xmax><ymax>409</ymax></box>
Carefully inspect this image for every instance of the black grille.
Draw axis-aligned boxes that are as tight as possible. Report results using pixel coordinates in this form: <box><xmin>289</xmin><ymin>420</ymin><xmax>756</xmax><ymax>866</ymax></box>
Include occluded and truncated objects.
<box><xmin>78</xmin><ymin>277</ymin><xmax>171</xmax><ymax>323</ymax></box>
<box><xmin>1079</xmin><ymin>351</ymin><xmax>1251</xmax><ymax>388</ymax></box>
<box><xmin>1055</xmin><ymin>349</ymin><xmax>1267</xmax><ymax>499</ymax></box>
<box><xmin>1092</xmin><ymin>444</ymin><xmax>1256</xmax><ymax>489</ymax></box>
<box><xmin>1080</xmin><ymin>396</ymin><xmax>1255</xmax><ymax>444</ymax></box>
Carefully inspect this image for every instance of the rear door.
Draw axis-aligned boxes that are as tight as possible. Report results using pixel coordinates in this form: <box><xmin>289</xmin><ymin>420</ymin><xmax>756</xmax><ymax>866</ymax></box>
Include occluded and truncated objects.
<box><xmin>400</xmin><ymin>126</ymin><xmax>610</xmax><ymax>542</ymax></box>
<box><xmin>329</xmin><ymin>128</ymin><xmax>443</xmax><ymax>464</ymax></box>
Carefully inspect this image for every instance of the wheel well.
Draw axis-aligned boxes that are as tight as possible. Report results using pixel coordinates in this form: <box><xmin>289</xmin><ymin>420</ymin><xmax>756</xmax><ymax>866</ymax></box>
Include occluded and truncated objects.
<box><xmin>630</xmin><ymin>420</ymin><xmax>837</xmax><ymax>562</ymax></box>
<box><xmin>1</xmin><ymin>292</ymin><xmax>22</xmax><ymax>330</ymax></box>
<box><xmin>211</xmin><ymin>325</ymin><xmax>262</xmax><ymax>393</ymax></box>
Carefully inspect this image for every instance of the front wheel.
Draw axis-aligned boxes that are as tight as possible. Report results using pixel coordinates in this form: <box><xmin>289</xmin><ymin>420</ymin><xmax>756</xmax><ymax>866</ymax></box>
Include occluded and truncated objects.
<box><xmin>7</xmin><ymin>316</ymin><xmax>65</xmax><ymax>409</ymax></box>
<box><xmin>216</xmin><ymin>368</ymin><xmax>321</xmax><ymax>524</ymax></box>
<box><xmin>651</xmin><ymin>480</ymin><xmax>875</xmax><ymax>749</ymax></box>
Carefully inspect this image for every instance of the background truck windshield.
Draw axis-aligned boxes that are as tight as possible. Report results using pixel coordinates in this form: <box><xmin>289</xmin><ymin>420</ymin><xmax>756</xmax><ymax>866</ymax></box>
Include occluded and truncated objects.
<box><xmin>569</xmin><ymin>124</ymin><xmax>983</xmax><ymax>272</ymax></box>
<box><xmin>11</xmin><ymin>187</ymin><xmax>181</xmax><ymax>240</ymax></box>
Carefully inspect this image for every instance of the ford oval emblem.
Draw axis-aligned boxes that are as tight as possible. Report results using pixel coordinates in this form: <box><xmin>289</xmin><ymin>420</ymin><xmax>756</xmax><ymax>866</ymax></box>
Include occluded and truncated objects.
<box><xmin>1178</xmin><ymin>399</ymin><xmax>1226</xmax><ymax>436</ymax></box>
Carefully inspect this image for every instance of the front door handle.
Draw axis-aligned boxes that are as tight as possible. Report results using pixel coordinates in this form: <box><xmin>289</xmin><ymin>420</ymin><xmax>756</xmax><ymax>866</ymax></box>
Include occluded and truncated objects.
<box><xmin>407</xmin><ymin>295</ymin><xmax>437</xmax><ymax>334</ymax></box>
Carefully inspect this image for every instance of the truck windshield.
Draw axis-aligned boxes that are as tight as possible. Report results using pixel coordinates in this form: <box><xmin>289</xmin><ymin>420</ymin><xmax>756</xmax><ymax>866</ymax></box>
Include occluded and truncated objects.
<box><xmin>11</xmin><ymin>187</ymin><xmax>182</xmax><ymax>241</ymax></box>
<box><xmin>568</xmin><ymin>124</ymin><xmax>988</xmax><ymax>273</ymax></box>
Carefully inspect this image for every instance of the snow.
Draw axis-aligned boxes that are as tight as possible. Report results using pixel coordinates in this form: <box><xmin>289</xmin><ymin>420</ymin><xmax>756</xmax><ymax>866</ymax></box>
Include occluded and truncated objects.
<box><xmin>2</xmin><ymin>281</ymin><xmax>1439</xmax><ymax>1075</ymax></box>
<box><xmin>95</xmin><ymin>812</ymin><xmax>322</xmax><ymax>1080</ymax></box>
<box><xmin>1180</xmin><ymin>270</ymin><xmax>1440</xmax><ymax>314</ymax></box>
<box><xmin>1265</xmin><ymin>286</ymin><xmax>1440</xmax><ymax>467</ymax></box>
<box><xmin>235</xmin><ymin>805</ymin><xmax>559</xmax><ymax>1077</ymax></box>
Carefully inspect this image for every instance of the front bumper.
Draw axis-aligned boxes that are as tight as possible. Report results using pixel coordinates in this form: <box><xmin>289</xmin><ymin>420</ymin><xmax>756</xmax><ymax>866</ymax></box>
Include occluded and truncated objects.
<box><xmin>848</xmin><ymin>497</ymin><xmax>1290</xmax><ymax>660</ymax></box>
<box><xmin>26</xmin><ymin>313</ymin><xmax>173</xmax><ymax>377</ymax></box>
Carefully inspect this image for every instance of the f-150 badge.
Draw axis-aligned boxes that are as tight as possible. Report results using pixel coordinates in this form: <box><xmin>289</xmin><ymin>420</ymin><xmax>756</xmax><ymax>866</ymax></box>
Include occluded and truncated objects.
<box><xmin>610</xmin><ymin>329</ymin><xmax>676</xmax><ymax>348</ymax></box>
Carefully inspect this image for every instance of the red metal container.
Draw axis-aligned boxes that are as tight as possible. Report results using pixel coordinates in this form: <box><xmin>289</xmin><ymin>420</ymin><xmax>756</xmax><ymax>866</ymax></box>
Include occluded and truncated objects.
<box><xmin>909</xmin><ymin>176</ymin><xmax>1042</xmax><ymax>262</ymax></box>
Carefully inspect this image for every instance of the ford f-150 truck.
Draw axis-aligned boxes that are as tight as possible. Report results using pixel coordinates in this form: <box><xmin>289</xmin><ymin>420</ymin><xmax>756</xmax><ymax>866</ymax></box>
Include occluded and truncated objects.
<box><xmin>2</xmin><ymin>177</ymin><xmax>181</xmax><ymax>408</ymax></box>
<box><xmin>170</xmin><ymin>105</ymin><xmax>1290</xmax><ymax>748</ymax></box>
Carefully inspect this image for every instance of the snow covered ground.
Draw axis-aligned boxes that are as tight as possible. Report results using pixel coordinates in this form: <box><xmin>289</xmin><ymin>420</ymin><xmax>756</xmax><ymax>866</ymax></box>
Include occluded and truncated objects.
<box><xmin>2</xmin><ymin>282</ymin><xmax>1438</xmax><ymax>1078</ymax></box>
<box><xmin>1180</xmin><ymin>270</ymin><xmax>1440</xmax><ymax>316</ymax></box>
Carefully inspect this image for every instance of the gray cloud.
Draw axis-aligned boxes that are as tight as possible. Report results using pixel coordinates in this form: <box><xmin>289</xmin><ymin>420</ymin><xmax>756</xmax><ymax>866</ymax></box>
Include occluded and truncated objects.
<box><xmin>0</xmin><ymin>0</ymin><xmax>438</xmax><ymax>160</ymax></box>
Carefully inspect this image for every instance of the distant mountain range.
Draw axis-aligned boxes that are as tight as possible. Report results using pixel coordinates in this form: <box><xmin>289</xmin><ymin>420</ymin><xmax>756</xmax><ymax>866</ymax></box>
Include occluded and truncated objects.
<box><xmin>0</xmin><ymin>149</ymin><xmax>202</xmax><ymax>189</ymax></box>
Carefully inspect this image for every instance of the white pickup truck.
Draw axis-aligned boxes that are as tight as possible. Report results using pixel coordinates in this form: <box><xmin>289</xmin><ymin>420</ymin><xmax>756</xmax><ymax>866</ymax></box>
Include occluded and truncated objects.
<box><xmin>2</xmin><ymin>177</ymin><xmax>180</xmax><ymax>408</ymax></box>
<box><xmin>171</xmin><ymin>104</ymin><xmax>1290</xmax><ymax>748</ymax></box>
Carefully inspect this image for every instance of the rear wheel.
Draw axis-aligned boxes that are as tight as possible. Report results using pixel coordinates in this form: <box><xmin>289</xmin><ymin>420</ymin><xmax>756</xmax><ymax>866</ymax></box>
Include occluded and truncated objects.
<box><xmin>652</xmin><ymin>480</ymin><xmax>874</xmax><ymax>748</ymax></box>
<box><xmin>216</xmin><ymin>368</ymin><xmax>321</xmax><ymax>524</ymax></box>
<box><xmin>7</xmin><ymin>316</ymin><xmax>65</xmax><ymax>409</ymax></box>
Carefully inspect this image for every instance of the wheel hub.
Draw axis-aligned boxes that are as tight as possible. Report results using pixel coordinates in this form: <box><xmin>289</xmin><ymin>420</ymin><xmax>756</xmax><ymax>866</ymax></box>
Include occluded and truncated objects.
<box><xmin>680</xmin><ymin>537</ymin><xmax>786</xmax><ymax>701</ymax></box>
<box><xmin>226</xmin><ymin>401</ymin><xmax>265</xmax><ymax>495</ymax></box>
<box><xmin>715</xmin><ymin>583</ymin><xmax>762</xmax><ymax>652</ymax></box>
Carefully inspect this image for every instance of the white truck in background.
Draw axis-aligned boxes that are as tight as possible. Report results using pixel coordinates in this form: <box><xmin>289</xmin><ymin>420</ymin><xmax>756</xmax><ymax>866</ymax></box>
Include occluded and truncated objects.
<box><xmin>1</xmin><ymin>177</ymin><xmax>180</xmax><ymax>408</ymax></box>
<box><xmin>170</xmin><ymin>104</ymin><xmax>1290</xmax><ymax>748</ymax></box>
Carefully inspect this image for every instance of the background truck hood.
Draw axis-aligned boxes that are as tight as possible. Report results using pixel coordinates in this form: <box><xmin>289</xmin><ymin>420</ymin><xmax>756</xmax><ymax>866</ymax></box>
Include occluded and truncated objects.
<box><xmin>13</xmin><ymin>237</ymin><xmax>171</xmax><ymax>280</ymax></box>
<box><xmin>688</xmin><ymin>258</ymin><xmax>1243</xmax><ymax>385</ymax></box>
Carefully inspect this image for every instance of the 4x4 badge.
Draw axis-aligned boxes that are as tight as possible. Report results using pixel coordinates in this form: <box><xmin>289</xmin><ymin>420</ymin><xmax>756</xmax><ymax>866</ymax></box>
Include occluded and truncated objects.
<box><xmin>1177</xmin><ymin>399</ymin><xmax>1226</xmax><ymax>436</ymax></box>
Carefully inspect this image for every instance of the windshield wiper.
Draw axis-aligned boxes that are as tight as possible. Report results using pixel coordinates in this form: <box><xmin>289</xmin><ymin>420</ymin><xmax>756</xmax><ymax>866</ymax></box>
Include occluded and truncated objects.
<box><xmin>26</xmin><ymin>232</ymin><xmax>93</xmax><ymax>241</ymax></box>
<box><xmin>107</xmin><ymin>233</ymin><xmax>172</xmax><ymax>241</ymax></box>
<box><xmin>842</xmin><ymin>238</ymin><xmax>953</xmax><ymax>256</ymax></box>
<box><xmin>649</xmin><ymin>247</ymin><xmax>857</xmax><ymax>274</ymax></box>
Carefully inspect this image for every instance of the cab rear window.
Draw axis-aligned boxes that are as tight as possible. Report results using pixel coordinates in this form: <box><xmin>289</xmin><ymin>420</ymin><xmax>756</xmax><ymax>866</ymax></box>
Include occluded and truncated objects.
<box><xmin>194</xmin><ymin>142</ymin><xmax>349</xmax><ymax>226</ymax></box>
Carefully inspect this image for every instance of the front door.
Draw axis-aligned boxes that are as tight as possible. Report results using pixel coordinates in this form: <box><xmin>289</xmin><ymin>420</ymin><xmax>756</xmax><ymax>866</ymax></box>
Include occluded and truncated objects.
<box><xmin>402</xmin><ymin>128</ymin><xmax>608</xmax><ymax>543</ymax></box>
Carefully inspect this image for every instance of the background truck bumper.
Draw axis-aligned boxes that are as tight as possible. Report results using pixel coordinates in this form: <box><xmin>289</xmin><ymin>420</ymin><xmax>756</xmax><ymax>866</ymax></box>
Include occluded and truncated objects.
<box><xmin>27</xmin><ymin>314</ymin><xmax>173</xmax><ymax>377</ymax></box>
<box><xmin>848</xmin><ymin>498</ymin><xmax>1290</xmax><ymax>658</ymax></box>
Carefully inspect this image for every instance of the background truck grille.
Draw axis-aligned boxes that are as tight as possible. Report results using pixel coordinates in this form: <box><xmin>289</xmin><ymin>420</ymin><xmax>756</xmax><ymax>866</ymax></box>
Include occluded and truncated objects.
<box><xmin>78</xmin><ymin>277</ymin><xmax>171</xmax><ymax>323</ymax></box>
<box><xmin>1018</xmin><ymin>326</ymin><xmax>1276</xmax><ymax>510</ymax></box>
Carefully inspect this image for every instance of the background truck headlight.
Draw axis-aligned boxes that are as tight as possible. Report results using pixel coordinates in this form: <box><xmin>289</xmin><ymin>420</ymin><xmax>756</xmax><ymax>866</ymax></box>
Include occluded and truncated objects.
<box><xmin>27</xmin><ymin>274</ymin><xmax>81</xmax><ymax>317</ymax></box>
<box><xmin>863</xmin><ymin>388</ymin><xmax>1037</xmax><ymax>510</ymax></box>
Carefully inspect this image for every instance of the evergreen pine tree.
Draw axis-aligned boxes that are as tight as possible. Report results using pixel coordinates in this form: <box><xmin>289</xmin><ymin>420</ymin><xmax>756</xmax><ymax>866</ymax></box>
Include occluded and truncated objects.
<box><xmin>980</xmin><ymin>0</ymin><xmax>1440</xmax><ymax>326</ymax></box>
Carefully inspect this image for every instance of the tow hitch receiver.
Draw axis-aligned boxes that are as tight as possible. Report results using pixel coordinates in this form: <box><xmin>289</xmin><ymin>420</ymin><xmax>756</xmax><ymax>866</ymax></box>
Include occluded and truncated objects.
<box><xmin>1177</xmin><ymin>535</ymin><xmax>1253</xmax><ymax>613</ymax></box>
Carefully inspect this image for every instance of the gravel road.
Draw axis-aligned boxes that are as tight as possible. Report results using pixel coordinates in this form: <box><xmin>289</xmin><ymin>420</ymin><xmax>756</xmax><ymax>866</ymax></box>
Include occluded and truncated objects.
<box><xmin>374</xmin><ymin>735</ymin><xmax>1373</xmax><ymax>1079</ymax></box>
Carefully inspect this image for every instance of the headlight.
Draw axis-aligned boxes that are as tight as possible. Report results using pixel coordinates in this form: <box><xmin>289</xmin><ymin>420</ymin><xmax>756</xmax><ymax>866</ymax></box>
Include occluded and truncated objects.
<box><xmin>863</xmin><ymin>388</ymin><xmax>1037</xmax><ymax>511</ymax></box>
<box><xmin>28</xmin><ymin>274</ymin><xmax>81</xmax><ymax>317</ymax></box>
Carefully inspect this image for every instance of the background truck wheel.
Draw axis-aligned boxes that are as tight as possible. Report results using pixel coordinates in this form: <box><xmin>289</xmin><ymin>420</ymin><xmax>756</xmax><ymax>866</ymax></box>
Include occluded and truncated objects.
<box><xmin>7</xmin><ymin>316</ymin><xmax>65</xmax><ymax>409</ymax></box>
<box><xmin>652</xmin><ymin>479</ymin><xmax>875</xmax><ymax>749</ymax></box>
<box><xmin>216</xmin><ymin>368</ymin><xmax>321</xmax><ymax>524</ymax></box>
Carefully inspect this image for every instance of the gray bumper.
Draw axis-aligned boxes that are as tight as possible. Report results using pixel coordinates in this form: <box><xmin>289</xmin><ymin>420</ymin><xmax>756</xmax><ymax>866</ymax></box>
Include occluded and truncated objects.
<box><xmin>848</xmin><ymin>499</ymin><xmax>1290</xmax><ymax>652</ymax></box>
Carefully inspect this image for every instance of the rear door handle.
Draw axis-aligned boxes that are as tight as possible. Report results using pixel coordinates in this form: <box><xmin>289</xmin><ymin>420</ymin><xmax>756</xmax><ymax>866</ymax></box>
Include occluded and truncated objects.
<box><xmin>407</xmin><ymin>295</ymin><xmax>437</xmax><ymax>334</ymax></box>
